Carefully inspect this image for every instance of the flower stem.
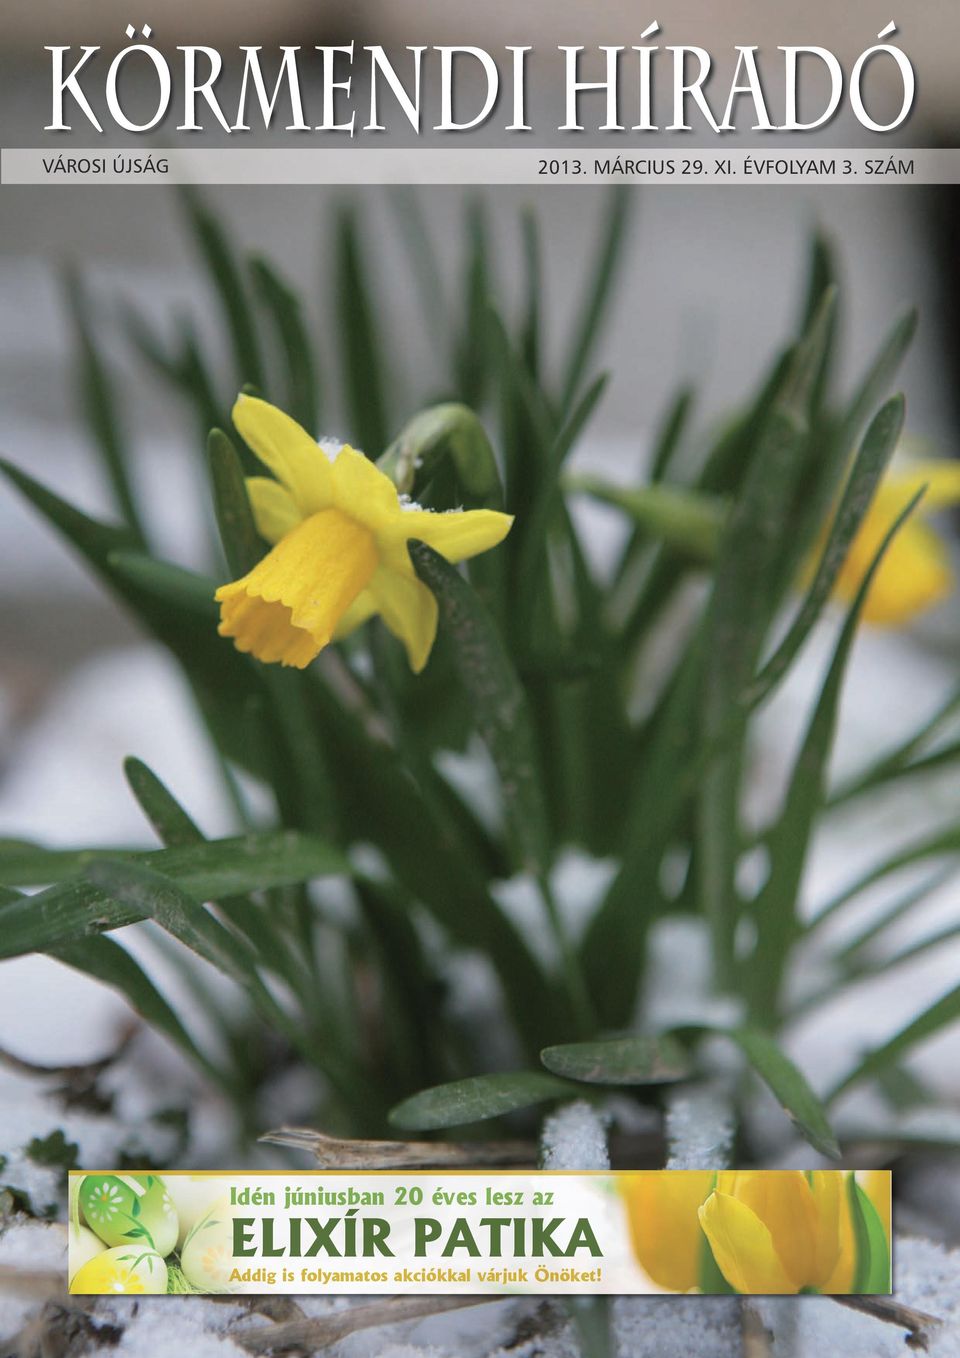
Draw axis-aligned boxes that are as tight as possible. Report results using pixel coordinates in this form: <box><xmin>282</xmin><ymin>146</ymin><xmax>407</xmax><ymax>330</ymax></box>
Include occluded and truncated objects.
<box><xmin>538</xmin><ymin>876</ymin><xmax>597</xmax><ymax>1038</ymax></box>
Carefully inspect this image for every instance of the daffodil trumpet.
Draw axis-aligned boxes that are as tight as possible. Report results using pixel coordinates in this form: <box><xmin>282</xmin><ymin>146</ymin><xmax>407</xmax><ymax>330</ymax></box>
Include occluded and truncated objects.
<box><xmin>215</xmin><ymin>395</ymin><xmax>514</xmax><ymax>674</ymax></box>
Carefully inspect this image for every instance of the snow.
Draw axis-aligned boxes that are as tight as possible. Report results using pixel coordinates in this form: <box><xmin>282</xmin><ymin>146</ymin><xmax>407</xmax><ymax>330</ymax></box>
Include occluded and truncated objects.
<box><xmin>540</xmin><ymin>1101</ymin><xmax>610</xmax><ymax>1171</ymax></box>
<box><xmin>665</xmin><ymin>1088</ymin><xmax>735</xmax><ymax>1171</ymax></box>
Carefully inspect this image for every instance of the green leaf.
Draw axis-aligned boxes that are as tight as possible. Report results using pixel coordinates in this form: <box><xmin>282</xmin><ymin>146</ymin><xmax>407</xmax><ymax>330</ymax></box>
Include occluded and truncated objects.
<box><xmin>387</xmin><ymin>188</ymin><xmax>451</xmax><ymax>365</ymax></box>
<box><xmin>848</xmin><ymin>1176</ymin><xmax>891</xmax><ymax>1293</ymax></box>
<box><xmin>108</xmin><ymin>551</ymin><xmax>218</xmax><ymax>619</ymax></box>
<box><xmin>559</xmin><ymin>187</ymin><xmax>631</xmax><ymax>416</ymax></box>
<box><xmin>124</xmin><ymin>758</ymin><xmax>202</xmax><ymax>848</ymax></box>
<box><xmin>182</xmin><ymin>187</ymin><xmax>264</xmax><ymax>391</ymax></box>
<box><xmin>745</xmin><ymin>481</ymin><xmax>923</xmax><ymax>1022</ymax></box>
<box><xmin>540</xmin><ymin>1035</ymin><xmax>691</xmax><ymax>1086</ymax></box>
<box><xmin>63</xmin><ymin>267</ymin><xmax>145</xmax><ymax>543</ymax></box>
<box><xmin>85</xmin><ymin>859</ymin><xmax>270</xmax><ymax>995</ymax></box>
<box><xmin>828</xmin><ymin>979</ymin><xmax>960</xmax><ymax>1104</ymax></box>
<box><xmin>727</xmin><ymin>1028</ymin><xmax>840</xmax><ymax>1159</ymax></box>
<box><xmin>519</xmin><ymin>207</ymin><xmax>542</xmax><ymax>382</ymax></box>
<box><xmin>53</xmin><ymin>934</ymin><xmax>221</xmax><ymax>1086</ymax></box>
<box><xmin>336</xmin><ymin>205</ymin><xmax>390</xmax><ymax>455</ymax></box>
<box><xmin>208</xmin><ymin>428</ymin><xmax>265</xmax><ymax>577</ymax></box>
<box><xmin>0</xmin><ymin>831</ymin><xmax>348</xmax><ymax>958</ymax></box>
<box><xmin>454</xmin><ymin>198</ymin><xmax>493</xmax><ymax>408</ymax></box>
<box><xmin>744</xmin><ymin>396</ymin><xmax>905</xmax><ymax>710</ymax></box>
<box><xmin>411</xmin><ymin>544</ymin><xmax>550</xmax><ymax>876</ymax></box>
<box><xmin>389</xmin><ymin>1071</ymin><xmax>578</xmax><ymax>1131</ymax></box>
<box><xmin>303</xmin><ymin>672</ymin><xmax>563</xmax><ymax>1051</ymax></box>
<box><xmin>697</xmin><ymin>404</ymin><xmax>809</xmax><ymax>983</ymax></box>
<box><xmin>569</xmin><ymin>478</ymin><xmax>724</xmax><ymax>564</ymax></box>
<box><xmin>249</xmin><ymin>255</ymin><xmax>321</xmax><ymax>434</ymax></box>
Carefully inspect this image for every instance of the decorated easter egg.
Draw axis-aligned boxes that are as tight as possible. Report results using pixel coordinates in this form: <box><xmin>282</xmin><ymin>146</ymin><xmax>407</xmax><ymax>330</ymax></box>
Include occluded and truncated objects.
<box><xmin>79</xmin><ymin>1174</ymin><xmax>179</xmax><ymax>1256</ymax></box>
<box><xmin>71</xmin><ymin>1244</ymin><xmax>168</xmax><ymax>1294</ymax></box>
<box><xmin>67</xmin><ymin>1223</ymin><xmax>105</xmax><ymax>1283</ymax></box>
<box><xmin>160</xmin><ymin>1175</ymin><xmax>223</xmax><ymax>1250</ymax></box>
<box><xmin>179</xmin><ymin>1198</ymin><xmax>235</xmax><ymax>1294</ymax></box>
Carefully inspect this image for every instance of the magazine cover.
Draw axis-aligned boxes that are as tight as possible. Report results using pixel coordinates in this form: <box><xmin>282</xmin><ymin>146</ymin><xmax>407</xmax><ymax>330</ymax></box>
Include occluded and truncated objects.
<box><xmin>0</xmin><ymin>0</ymin><xmax>957</xmax><ymax>1353</ymax></box>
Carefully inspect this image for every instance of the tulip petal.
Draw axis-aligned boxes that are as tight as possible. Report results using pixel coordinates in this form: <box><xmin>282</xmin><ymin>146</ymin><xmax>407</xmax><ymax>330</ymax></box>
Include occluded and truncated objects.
<box><xmin>232</xmin><ymin>394</ymin><xmax>332</xmax><ymax>514</ymax></box>
<box><xmin>699</xmin><ymin>1193</ymin><xmax>797</xmax><ymax>1294</ymax></box>
<box><xmin>808</xmin><ymin>1171</ymin><xmax>844</xmax><ymax>1288</ymax></box>
<box><xmin>246</xmin><ymin>477</ymin><xmax>301</xmax><ymax>545</ymax></box>
<box><xmin>621</xmin><ymin>1171</ymin><xmax>714</xmax><ymax>1293</ymax></box>
<box><xmin>400</xmin><ymin>507</ymin><xmax>515</xmax><ymax>563</ymax></box>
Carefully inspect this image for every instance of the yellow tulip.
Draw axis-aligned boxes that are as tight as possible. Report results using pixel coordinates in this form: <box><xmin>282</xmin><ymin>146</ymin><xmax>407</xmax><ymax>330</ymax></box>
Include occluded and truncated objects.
<box><xmin>699</xmin><ymin>1171</ymin><xmax>844</xmax><ymax>1294</ymax></box>
<box><xmin>215</xmin><ymin>396</ymin><xmax>513</xmax><ymax>673</ymax></box>
<box><xmin>833</xmin><ymin>460</ymin><xmax>960</xmax><ymax>625</ymax></box>
<box><xmin>620</xmin><ymin>1171</ymin><xmax>715</xmax><ymax>1292</ymax></box>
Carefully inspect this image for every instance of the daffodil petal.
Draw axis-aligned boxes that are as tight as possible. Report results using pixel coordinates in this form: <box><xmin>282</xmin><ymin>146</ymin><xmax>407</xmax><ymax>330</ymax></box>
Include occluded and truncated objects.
<box><xmin>849</xmin><ymin>515</ymin><xmax>952</xmax><ymax>625</ymax></box>
<box><xmin>331</xmin><ymin>446</ymin><xmax>401</xmax><ymax>527</ymax></box>
<box><xmin>232</xmin><ymin>394</ymin><xmax>332</xmax><ymax>514</ymax></box>
<box><xmin>621</xmin><ymin>1171</ymin><xmax>714</xmax><ymax>1293</ymax></box>
<box><xmin>886</xmin><ymin>461</ymin><xmax>960</xmax><ymax>511</ymax></box>
<box><xmin>333</xmin><ymin>590</ymin><xmax>378</xmax><ymax>640</ymax></box>
<box><xmin>400</xmin><ymin>508</ymin><xmax>514</xmax><ymax>563</ymax></box>
<box><xmin>246</xmin><ymin>477</ymin><xmax>301</xmax><ymax>545</ymax></box>
<box><xmin>699</xmin><ymin>1193</ymin><xmax>797</xmax><ymax>1294</ymax></box>
<box><xmin>216</xmin><ymin>508</ymin><xmax>378</xmax><ymax>668</ymax></box>
<box><xmin>367</xmin><ymin>565</ymin><xmax>439</xmax><ymax>674</ymax></box>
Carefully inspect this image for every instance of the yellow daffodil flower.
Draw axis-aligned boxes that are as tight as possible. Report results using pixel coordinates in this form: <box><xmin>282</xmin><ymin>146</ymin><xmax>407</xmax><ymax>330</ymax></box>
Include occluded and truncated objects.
<box><xmin>824</xmin><ymin>1170</ymin><xmax>892</xmax><ymax>1293</ymax></box>
<box><xmin>834</xmin><ymin>460</ymin><xmax>960</xmax><ymax>625</ymax></box>
<box><xmin>215</xmin><ymin>396</ymin><xmax>513</xmax><ymax>673</ymax></box>
<box><xmin>621</xmin><ymin>1171</ymin><xmax>715</xmax><ymax>1292</ymax></box>
<box><xmin>699</xmin><ymin>1171</ymin><xmax>844</xmax><ymax>1294</ymax></box>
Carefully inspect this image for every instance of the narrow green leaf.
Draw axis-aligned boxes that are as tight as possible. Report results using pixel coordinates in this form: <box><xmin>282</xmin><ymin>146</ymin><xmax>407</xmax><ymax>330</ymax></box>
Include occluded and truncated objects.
<box><xmin>124</xmin><ymin>758</ymin><xmax>202</xmax><ymax>848</ymax></box>
<box><xmin>249</xmin><ymin>255</ymin><xmax>321</xmax><ymax>435</ymax></box>
<box><xmin>744</xmin><ymin>396</ymin><xmax>906</xmax><ymax>709</ymax></box>
<box><xmin>387</xmin><ymin>187</ymin><xmax>451</xmax><ymax>364</ymax></box>
<box><xmin>108</xmin><ymin>551</ymin><xmax>217</xmax><ymax>618</ymax></box>
<box><xmin>63</xmin><ymin>267</ymin><xmax>145</xmax><ymax>543</ymax></box>
<box><xmin>208</xmin><ymin>429</ymin><xmax>265</xmax><ymax>577</ymax></box>
<box><xmin>0</xmin><ymin>831</ymin><xmax>347</xmax><ymax>958</ymax></box>
<box><xmin>829</xmin><ymin>680</ymin><xmax>960</xmax><ymax>808</ymax></box>
<box><xmin>52</xmin><ymin>935</ymin><xmax>220</xmax><ymax>1085</ymax></box>
<box><xmin>848</xmin><ymin>1176</ymin><xmax>891</xmax><ymax>1293</ymax></box>
<box><xmin>336</xmin><ymin>205</ymin><xmax>390</xmax><ymax>455</ymax></box>
<box><xmin>651</xmin><ymin>387</ymin><xmax>695</xmax><ymax>484</ymax></box>
<box><xmin>182</xmin><ymin>188</ymin><xmax>264</xmax><ymax>391</ymax></box>
<box><xmin>728</xmin><ymin>1028</ymin><xmax>840</xmax><ymax>1159</ymax></box>
<box><xmin>559</xmin><ymin>188</ymin><xmax>631</xmax><ymax>415</ymax></box>
<box><xmin>123</xmin><ymin>758</ymin><xmax>310</xmax><ymax>991</ymax></box>
<box><xmin>540</xmin><ymin>1035</ymin><xmax>691</xmax><ymax>1086</ymax></box>
<box><xmin>86</xmin><ymin>859</ymin><xmax>268</xmax><ymax>995</ymax></box>
<box><xmin>410</xmin><ymin>544</ymin><xmax>550</xmax><ymax>875</ymax></box>
<box><xmin>829</xmin><ymin>980</ymin><xmax>960</xmax><ymax>1104</ymax></box>
<box><xmin>747</xmin><ymin>487</ymin><xmax>924</xmax><ymax>1020</ymax></box>
<box><xmin>808</xmin><ymin>823</ymin><xmax>960</xmax><ymax>937</ymax></box>
<box><xmin>519</xmin><ymin>208</ymin><xmax>542</xmax><ymax>382</ymax></box>
<box><xmin>570</xmin><ymin>478</ymin><xmax>724</xmax><ymax>564</ymax></box>
<box><xmin>389</xmin><ymin>1071</ymin><xmax>578</xmax><ymax>1131</ymax></box>
<box><xmin>454</xmin><ymin>198</ymin><xmax>493</xmax><ymax>408</ymax></box>
<box><xmin>698</xmin><ymin>407</ymin><xmax>807</xmax><ymax>983</ymax></box>
<box><xmin>303</xmin><ymin>672</ymin><xmax>562</xmax><ymax>1051</ymax></box>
